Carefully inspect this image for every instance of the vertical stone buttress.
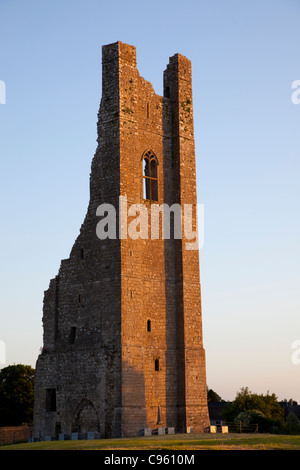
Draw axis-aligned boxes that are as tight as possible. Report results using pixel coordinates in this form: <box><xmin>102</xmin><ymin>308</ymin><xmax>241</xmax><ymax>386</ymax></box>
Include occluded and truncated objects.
<box><xmin>164</xmin><ymin>55</ymin><xmax>209</xmax><ymax>432</ymax></box>
<box><xmin>33</xmin><ymin>41</ymin><xmax>209</xmax><ymax>439</ymax></box>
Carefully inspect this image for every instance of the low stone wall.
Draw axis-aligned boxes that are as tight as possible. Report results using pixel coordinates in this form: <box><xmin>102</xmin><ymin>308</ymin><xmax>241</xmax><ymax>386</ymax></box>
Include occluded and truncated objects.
<box><xmin>0</xmin><ymin>426</ymin><xmax>32</xmax><ymax>445</ymax></box>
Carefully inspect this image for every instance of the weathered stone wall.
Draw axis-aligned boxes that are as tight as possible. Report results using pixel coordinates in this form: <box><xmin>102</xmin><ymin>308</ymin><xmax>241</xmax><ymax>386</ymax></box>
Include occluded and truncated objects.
<box><xmin>33</xmin><ymin>41</ymin><xmax>209</xmax><ymax>439</ymax></box>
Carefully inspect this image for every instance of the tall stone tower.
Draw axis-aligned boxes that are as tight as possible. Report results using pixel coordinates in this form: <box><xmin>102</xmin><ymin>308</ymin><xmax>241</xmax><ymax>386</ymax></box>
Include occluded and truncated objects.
<box><xmin>33</xmin><ymin>41</ymin><xmax>210</xmax><ymax>439</ymax></box>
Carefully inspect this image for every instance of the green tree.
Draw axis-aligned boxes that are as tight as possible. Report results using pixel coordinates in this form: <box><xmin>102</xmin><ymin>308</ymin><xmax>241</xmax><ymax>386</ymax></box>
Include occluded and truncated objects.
<box><xmin>207</xmin><ymin>387</ymin><xmax>223</xmax><ymax>402</ymax></box>
<box><xmin>221</xmin><ymin>387</ymin><xmax>284</xmax><ymax>432</ymax></box>
<box><xmin>286</xmin><ymin>411</ymin><xmax>300</xmax><ymax>435</ymax></box>
<box><xmin>0</xmin><ymin>364</ymin><xmax>35</xmax><ymax>426</ymax></box>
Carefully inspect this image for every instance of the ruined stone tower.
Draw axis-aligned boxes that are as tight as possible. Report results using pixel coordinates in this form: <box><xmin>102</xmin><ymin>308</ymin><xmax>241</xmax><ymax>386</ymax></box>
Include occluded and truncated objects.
<box><xmin>33</xmin><ymin>41</ymin><xmax>210</xmax><ymax>439</ymax></box>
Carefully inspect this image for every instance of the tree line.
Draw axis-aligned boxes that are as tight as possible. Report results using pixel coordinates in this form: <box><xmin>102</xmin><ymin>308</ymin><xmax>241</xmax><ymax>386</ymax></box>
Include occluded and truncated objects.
<box><xmin>208</xmin><ymin>386</ymin><xmax>300</xmax><ymax>434</ymax></box>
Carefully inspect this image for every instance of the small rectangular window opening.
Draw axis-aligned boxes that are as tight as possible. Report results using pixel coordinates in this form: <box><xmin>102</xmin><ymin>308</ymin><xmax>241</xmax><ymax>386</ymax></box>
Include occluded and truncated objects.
<box><xmin>147</xmin><ymin>320</ymin><xmax>151</xmax><ymax>332</ymax></box>
<box><xmin>78</xmin><ymin>294</ymin><xmax>84</xmax><ymax>306</ymax></box>
<box><xmin>156</xmin><ymin>406</ymin><xmax>161</xmax><ymax>425</ymax></box>
<box><xmin>147</xmin><ymin>102</ymin><xmax>150</xmax><ymax>118</ymax></box>
<box><xmin>69</xmin><ymin>327</ymin><xmax>77</xmax><ymax>345</ymax></box>
<box><xmin>155</xmin><ymin>358</ymin><xmax>159</xmax><ymax>372</ymax></box>
<box><xmin>46</xmin><ymin>388</ymin><xmax>56</xmax><ymax>412</ymax></box>
<box><xmin>55</xmin><ymin>422</ymin><xmax>61</xmax><ymax>438</ymax></box>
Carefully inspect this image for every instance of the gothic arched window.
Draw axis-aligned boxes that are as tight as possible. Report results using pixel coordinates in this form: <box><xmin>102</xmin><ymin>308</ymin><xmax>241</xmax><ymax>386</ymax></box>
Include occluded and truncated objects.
<box><xmin>142</xmin><ymin>150</ymin><xmax>158</xmax><ymax>201</ymax></box>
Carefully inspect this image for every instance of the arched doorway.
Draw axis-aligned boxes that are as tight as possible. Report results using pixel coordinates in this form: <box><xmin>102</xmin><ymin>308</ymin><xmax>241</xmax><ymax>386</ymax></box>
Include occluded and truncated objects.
<box><xmin>72</xmin><ymin>399</ymin><xmax>100</xmax><ymax>434</ymax></box>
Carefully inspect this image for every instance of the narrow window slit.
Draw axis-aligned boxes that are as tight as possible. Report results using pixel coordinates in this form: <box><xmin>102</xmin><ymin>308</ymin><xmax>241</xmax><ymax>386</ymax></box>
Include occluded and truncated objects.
<box><xmin>69</xmin><ymin>327</ymin><xmax>77</xmax><ymax>345</ymax></box>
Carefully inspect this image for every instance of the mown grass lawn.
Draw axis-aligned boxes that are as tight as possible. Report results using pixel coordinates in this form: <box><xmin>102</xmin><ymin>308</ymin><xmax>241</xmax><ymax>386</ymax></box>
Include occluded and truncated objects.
<box><xmin>1</xmin><ymin>433</ymin><xmax>300</xmax><ymax>450</ymax></box>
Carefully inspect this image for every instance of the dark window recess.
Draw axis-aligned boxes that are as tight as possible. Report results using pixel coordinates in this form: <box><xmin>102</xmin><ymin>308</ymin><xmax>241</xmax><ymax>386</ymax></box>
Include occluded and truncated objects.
<box><xmin>147</xmin><ymin>320</ymin><xmax>151</xmax><ymax>332</ymax></box>
<box><xmin>143</xmin><ymin>150</ymin><xmax>158</xmax><ymax>201</ymax></box>
<box><xmin>155</xmin><ymin>358</ymin><xmax>160</xmax><ymax>372</ymax></box>
<box><xmin>156</xmin><ymin>406</ymin><xmax>161</xmax><ymax>424</ymax></box>
<box><xmin>78</xmin><ymin>294</ymin><xmax>84</xmax><ymax>306</ymax></box>
<box><xmin>55</xmin><ymin>422</ymin><xmax>61</xmax><ymax>438</ymax></box>
<box><xmin>69</xmin><ymin>327</ymin><xmax>77</xmax><ymax>344</ymax></box>
<box><xmin>147</xmin><ymin>102</ymin><xmax>150</xmax><ymax>118</ymax></box>
<box><xmin>46</xmin><ymin>388</ymin><xmax>56</xmax><ymax>412</ymax></box>
<box><xmin>80</xmin><ymin>248</ymin><xmax>84</xmax><ymax>260</ymax></box>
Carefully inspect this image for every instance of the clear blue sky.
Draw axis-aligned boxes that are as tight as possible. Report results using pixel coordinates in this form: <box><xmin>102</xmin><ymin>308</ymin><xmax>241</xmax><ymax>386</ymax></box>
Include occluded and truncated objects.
<box><xmin>0</xmin><ymin>0</ymin><xmax>299</xmax><ymax>402</ymax></box>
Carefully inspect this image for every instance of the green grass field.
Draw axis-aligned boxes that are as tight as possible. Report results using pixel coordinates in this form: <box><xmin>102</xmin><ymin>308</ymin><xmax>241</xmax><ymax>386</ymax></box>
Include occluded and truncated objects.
<box><xmin>1</xmin><ymin>433</ymin><xmax>300</xmax><ymax>450</ymax></box>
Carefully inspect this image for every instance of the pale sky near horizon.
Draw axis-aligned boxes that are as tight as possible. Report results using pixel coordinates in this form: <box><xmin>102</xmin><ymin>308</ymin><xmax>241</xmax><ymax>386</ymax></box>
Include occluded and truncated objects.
<box><xmin>0</xmin><ymin>0</ymin><xmax>300</xmax><ymax>403</ymax></box>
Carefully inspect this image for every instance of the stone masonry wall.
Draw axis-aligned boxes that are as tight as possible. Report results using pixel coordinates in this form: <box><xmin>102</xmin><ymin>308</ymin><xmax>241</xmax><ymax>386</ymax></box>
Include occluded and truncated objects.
<box><xmin>33</xmin><ymin>41</ymin><xmax>209</xmax><ymax>439</ymax></box>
